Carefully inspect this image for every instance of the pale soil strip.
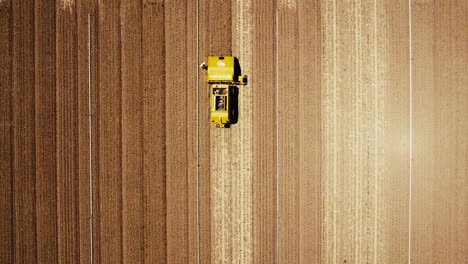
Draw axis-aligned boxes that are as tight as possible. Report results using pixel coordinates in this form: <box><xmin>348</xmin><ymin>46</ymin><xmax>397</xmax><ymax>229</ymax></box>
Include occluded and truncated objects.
<box><xmin>380</xmin><ymin>1</ymin><xmax>410</xmax><ymax>262</ymax></box>
<box><xmin>409</xmin><ymin>2</ymin><xmax>435</xmax><ymax>262</ymax></box>
<box><xmin>210</xmin><ymin>92</ymin><xmax>230</xmax><ymax>262</ymax></box>
<box><xmin>359</xmin><ymin>1</ymin><xmax>386</xmax><ymax>262</ymax></box>
<box><xmin>411</xmin><ymin>1</ymin><xmax>441</xmax><ymax>263</ymax></box>
<box><xmin>322</xmin><ymin>0</ymin><xmax>407</xmax><ymax>262</ymax></box>
<box><xmin>277</xmin><ymin>0</ymin><xmax>301</xmax><ymax>262</ymax></box>
<box><xmin>371</xmin><ymin>0</ymin><xmax>385</xmax><ymax>262</ymax></box>
<box><xmin>354</xmin><ymin>0</ymin><xmax>362</xmax><ymax>261</ymax></box>
<box><xmin>209</xmin><ymin>83</ymin><xmax>227</xmax><ymax>263</ymax></box>
<box><xmin>231</xmin><ymin>0</ymin><xmax>253</xmax><ymax>263</ymax></box>
<box><xmin>209</xmin><ymin>1</ymin><xmax>233</xmax><ymax>262</ymax></box>
<box><xmin>297</xmin><ymin>0</ymin><xmax>322</xmax><ymax>262</ymax></box>
<box><xmin>59</xmin><ymin>0</ymin><xmax>74</xmax><ymax>12</ymax></box>
<box><xmin>207</xmin><ymin>0</ymin><xmax>234</xmax><ymax>261</ymax></box>
<box><xmin>210</xmin><ymin>129</ymin><xmax>230</xmax><ymax>263</ymax></box>
<box><xmin>321</xmin><ymin>0</ymin><xmax>338</xmax><ymax>261</ymax></box>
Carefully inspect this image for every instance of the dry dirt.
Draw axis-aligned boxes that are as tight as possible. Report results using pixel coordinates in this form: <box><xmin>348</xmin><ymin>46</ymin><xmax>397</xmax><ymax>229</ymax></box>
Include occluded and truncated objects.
<box><xmin>0</xmin><ymin>0</ymin><xmax>466</xmax><ymax>263</ymax></box>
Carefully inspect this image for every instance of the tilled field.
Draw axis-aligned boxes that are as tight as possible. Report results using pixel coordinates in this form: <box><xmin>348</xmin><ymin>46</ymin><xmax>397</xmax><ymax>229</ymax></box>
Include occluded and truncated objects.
<box><xmin>0</xmin><ymin>0</ymin><xmax>466</xmax><ymax>263</ymax></box>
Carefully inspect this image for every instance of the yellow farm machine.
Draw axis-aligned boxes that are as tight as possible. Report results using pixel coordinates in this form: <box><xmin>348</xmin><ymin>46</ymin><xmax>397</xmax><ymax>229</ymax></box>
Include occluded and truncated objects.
<box><xmin>200</xmin><ymin>56</ymin><xmax>247</xmax><ymax>128</ymax></box>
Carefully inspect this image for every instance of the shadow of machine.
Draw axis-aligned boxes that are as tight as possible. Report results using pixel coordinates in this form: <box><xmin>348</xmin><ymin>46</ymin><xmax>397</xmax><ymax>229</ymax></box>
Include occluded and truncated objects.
<box><xmin>225</xmin><ymin>86</ymin><xmax>239</xmax><ymax>128</ymax></box>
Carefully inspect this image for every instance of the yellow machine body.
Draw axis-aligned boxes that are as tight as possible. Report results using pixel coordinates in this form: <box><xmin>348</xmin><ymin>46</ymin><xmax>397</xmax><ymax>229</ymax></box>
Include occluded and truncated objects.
<box><xmin>206</xmin><ymin>56</ymin><xmax>245</xmax><ymax>84</ymax></box>
<box><xmin>209</xmin><ymin>84</ymin><xmax>230</xmax><ymax>128</ymax></box>
<box><xmin>203</xmin><ymin>56</ymin><xmax>246</xmax><ymax>128</ymax></box>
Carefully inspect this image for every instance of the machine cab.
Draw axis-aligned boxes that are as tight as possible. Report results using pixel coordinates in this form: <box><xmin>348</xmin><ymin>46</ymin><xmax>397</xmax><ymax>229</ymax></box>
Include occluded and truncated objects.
<box><xmin>209</xmin><ymin>84</ymin><xmax>230</xmax><ymax>127</ymax></box>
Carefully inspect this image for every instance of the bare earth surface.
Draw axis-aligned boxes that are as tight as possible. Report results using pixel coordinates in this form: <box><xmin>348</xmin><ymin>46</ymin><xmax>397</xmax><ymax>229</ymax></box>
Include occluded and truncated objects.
<box><xmin>0</xmin><ymin>0</ymin><xmax>466</xmax><ymax>263</ymax></box>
